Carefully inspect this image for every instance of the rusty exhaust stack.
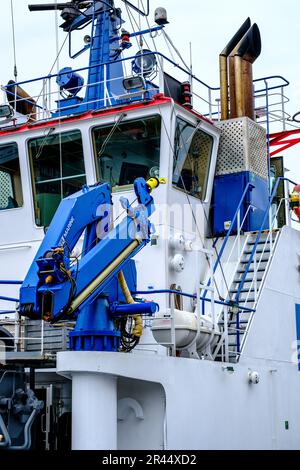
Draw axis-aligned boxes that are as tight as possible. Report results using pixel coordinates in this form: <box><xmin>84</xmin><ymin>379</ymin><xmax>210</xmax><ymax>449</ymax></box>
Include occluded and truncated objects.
<box><xmin>219</xmin><ymin>18</ymin><xmax>251</xmax><ymax>120</ymax></box>
<box><xmin>233</xmin><ymin>24</ymin><xmax>261</xmax><ymax>119</ymax></box>
<box><xmin>6</xmin><ymin>80</ymin><xmax>37</xmax><ymax>121</ymax></box>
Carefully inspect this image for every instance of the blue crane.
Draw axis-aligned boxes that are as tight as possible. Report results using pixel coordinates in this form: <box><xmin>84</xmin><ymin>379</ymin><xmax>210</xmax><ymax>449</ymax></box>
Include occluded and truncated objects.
<box><xmin>19</xmin><ymin>177</ymin><xmax>162</xmax><ymax>352</ymax></box>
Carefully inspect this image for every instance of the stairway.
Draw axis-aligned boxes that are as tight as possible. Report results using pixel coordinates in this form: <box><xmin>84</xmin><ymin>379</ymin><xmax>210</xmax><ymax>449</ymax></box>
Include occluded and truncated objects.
<box><xmin>215</xmin><ymin>231</ymin><xmax>279</xmax><ymax>363</ymax></box>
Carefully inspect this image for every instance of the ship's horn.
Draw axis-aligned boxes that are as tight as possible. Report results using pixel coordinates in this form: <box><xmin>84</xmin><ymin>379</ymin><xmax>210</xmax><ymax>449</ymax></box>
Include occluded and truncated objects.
<box><xmin>219</xmin><ymin>18</ymin><xmax>251</xmax><ymax>120</ymax></box>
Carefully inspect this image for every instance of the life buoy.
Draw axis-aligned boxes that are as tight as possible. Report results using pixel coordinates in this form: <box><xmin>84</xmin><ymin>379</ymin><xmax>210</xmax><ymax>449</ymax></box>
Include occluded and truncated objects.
<box><xmin>291</xmin><ymin>185</ymin><xmax>300</xmax><ymax>220</ymax></box>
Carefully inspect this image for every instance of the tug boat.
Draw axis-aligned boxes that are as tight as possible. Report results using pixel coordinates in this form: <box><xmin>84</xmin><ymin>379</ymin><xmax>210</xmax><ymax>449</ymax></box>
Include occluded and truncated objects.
<box><xmin>1</xmin><ymin>0</ymin><xmax>300</xmax><ymax>451</ymax></box>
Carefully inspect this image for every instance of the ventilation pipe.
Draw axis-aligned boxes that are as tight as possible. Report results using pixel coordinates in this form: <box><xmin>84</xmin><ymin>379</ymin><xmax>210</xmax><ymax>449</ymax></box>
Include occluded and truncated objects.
<box><xmin>232</xmin><ymin>24</ymin><xmax>261</xmax><ymax>119</ymax></box>
<box><xmin>6</xmin><ymin>80</ymin><xmax>37</xmax><ymax>121</ymax></box>
<box><xmin>219</xmin><ymin>19</ymin><xmax>261</xmax><ymax>121</ymax></box>
<box><xmin>219</xmin><ymin>18</ymin><xmax>251</xmax><ymax>120</ymax></box>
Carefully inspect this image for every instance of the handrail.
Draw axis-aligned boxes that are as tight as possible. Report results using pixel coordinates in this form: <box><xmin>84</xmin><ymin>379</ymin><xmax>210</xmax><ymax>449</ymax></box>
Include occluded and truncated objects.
<box><xmin>201</xmin><ymin>182</ymin><xmax>254</xmax><ymax>313</ymax></box>
<box><xmin>2</xmin><ymin>52</ymin><xmax>290</xmax><ymax>122</ymax></box>
<box><xmin>0</xmin><ymin>296</ymin><xmax>19</xmax><ymax>303</ymax></box>
<box><xmin>7</xmin><ymin>56</ymin><xmax>289</xmax><ymax>97</ymax></box>
<box><xmin>235</xmin><ymin>197</ymin><xmax>288</xmax><ymax>356</ymax></box>
<box><xmin>235</xmin><ymin>177</ymin><xmax>297</xmax><ymax>302</ymax></box>
<box><xmin>0</xmin><ymin>280</ymin><xmax>23</xmax><ymax>285</ymax></box>
<box><xmin>133</xmin><ymin>290</ymin><xmax>255</xmax><ymax>313</ymax></box>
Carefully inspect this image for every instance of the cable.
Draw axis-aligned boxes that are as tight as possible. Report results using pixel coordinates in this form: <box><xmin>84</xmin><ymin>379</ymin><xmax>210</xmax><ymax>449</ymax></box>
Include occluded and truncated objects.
<box><xmin>132</xmin><ymin>8</ymin><xmax>229</xmax><ymax>300</ymax></box>
<box><xmin>162</xmin><ymin>29</ymin><xmax>191</xmax><ymax>73</ymax></box>
<box><xmin>10</xmin><ymin>0</ymin><xmax>18</xmax><ymax>81</ymax></box>
<box><xmin>98</xmin><ymin>112</ymin><xmax>127</xmax><ymax>158</ymax></box>
<box><xmin>27</xmin><ymin>26</ymin><xmax>71</xmax><ymax>122</ymax></box>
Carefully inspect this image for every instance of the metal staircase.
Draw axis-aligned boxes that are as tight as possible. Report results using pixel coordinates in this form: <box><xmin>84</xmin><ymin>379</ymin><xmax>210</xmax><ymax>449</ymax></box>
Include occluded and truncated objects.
<box><xmin>214</xmin><ymin>230</ymin><xmax>280</xmax><ymax>363</ymax></box>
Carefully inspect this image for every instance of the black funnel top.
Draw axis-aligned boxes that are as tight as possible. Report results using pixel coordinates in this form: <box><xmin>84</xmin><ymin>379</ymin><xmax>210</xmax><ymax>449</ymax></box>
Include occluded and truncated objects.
<box><xmin>237</xmin><ymin>24</ymin><xmax>262</xmax><ymax>63</ymax></box>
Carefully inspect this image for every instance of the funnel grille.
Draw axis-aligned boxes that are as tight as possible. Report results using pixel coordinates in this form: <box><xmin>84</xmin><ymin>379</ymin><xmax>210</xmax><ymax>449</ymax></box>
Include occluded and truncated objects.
<box><xmin>215</xmin><ymin>117</ymin><xmax>268</xmax><ymax>179</ymax></box>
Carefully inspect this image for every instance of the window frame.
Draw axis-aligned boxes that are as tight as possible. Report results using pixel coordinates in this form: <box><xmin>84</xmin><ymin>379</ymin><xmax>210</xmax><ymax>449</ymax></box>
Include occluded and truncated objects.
<box><xmin>91</xmin><ymin>114</ymin><xmax>162</xmax><ymax>192</ymax></box>
<box><xmin>172</xmin><ymin>117</ymin><xmax>214</xmax><ymax>203</ymax></box>
<box><xmin>27</xmin><ymin>128</ymin><xmax>86</xmax><ymax>227</ymax></box>
<box><xmin>0</xmin><ymin>141</ymin><xmax>23</xmax><ymax>212</ymax></box>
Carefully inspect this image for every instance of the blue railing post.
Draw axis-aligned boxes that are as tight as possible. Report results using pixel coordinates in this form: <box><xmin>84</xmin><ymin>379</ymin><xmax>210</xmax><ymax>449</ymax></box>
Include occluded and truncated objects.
<box><xmin>235</xmin><ymin>177</ymin><xmax>298</xmax><ymax>303</ymax></box>
<box><xmin>201</xmin><ymin>182</ymin><xmax>254</xmax><ymax>315</ymax></box>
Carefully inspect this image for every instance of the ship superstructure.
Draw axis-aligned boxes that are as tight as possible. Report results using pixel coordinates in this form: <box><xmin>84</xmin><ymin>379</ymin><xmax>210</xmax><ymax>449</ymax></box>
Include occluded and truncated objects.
<box><xmin>0</xmin><ymin>0</ymin><xmax>300</xmax><ymax>451</ymax></box>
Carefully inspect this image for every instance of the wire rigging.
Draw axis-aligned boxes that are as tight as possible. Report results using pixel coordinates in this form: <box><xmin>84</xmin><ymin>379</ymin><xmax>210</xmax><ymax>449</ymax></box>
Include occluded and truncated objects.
<box><xmin>10</xmin><ymin>0</ymin><xmax>18</xmax><ymax>81</ymax></box>
<box><xmin>129</xmin><ymin>3</ymin><xmax>229</xmax><ymax>301</ymax></box>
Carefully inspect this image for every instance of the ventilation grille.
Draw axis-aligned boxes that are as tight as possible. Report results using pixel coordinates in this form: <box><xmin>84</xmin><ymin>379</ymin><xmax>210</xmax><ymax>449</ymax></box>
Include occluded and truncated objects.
<box><xmin>0</xmin><ymin>171</ymin><xmax>13</xmax><ymax>208</ymax></box>
<box><xmin>215</xmin><ymin>117</ymin><xmax>268</xmax><ymax>179</ymax></box>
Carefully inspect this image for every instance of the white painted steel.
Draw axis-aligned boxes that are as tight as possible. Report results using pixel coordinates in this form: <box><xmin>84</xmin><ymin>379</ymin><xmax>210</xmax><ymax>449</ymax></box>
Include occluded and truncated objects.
<box><xmin>71</xmin><ymin>372</ymin><xmax>117</xmax><ymax>450</ymax></box>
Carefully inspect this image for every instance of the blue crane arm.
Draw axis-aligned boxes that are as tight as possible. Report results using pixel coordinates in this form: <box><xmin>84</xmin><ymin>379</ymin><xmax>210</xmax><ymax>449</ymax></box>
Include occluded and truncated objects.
<box><xmin>19</xmin><ymin>177</ymin><xmax>156</xmax><ymax>324</ymax></box>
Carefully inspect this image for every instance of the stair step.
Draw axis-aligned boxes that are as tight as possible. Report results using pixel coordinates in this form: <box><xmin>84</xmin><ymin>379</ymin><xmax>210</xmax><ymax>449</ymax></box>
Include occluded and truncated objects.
<box><xmin>233</xmin><ymin>278</ymin><xmax>263</xmax><ymax>285</ymax></box>
<box><xmin>238</xmin><ymin>301</ymin><xmax>255</xmax><ymax>307</ymax></box>
<box><xmin>229</xmin><ymin>342</ymin><xmax>244</xmax><ymax>347</ymax></box>
<box><xmin>243</xmin><ymin>249</ymin><xmax>271</xmax><ymax>255</ymax></box>
<box><xmin>230</xmin><ymin>288</ymin><xmax>256</xmax><ymax>295</ymax></box>
<box><xmin>228</xmin><ymin>331</ymin><xmax>246</xmax><ymax>336</ymax></box>
<box><xmin>219</xmin><ymin>320</ymin><xmax>249</xmax><ymax>325</ymax></box>
<box><xmin>237</xmin><ymin>268</ymin><xmax>265</xmax><ymax>274</ymax></box>
<box><xmin>240</xmin><ymin>258</ymin><xmax>269</xmax><ymax>265</ymax></box>
<box><xmin>247</xmin><ymin>239</ymin><xmax>271</xmax><ymax>246</ymax></box>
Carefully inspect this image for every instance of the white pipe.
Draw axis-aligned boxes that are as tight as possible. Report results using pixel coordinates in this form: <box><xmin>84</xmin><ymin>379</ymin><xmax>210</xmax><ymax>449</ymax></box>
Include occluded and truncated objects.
<box><xmin>72</xmin><ymin>372</ymin><xmax>117</xmax><ymax>450</ymax></box>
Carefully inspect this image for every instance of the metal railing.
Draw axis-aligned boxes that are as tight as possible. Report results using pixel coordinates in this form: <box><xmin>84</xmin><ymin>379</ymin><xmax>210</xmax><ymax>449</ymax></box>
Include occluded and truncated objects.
<box><xmin>235</xmin><ymin>177</ymin><xmax>297</xmax><ymax>302</ymax></box>
<box><xmin>0</xmin><ymin>49</ymin><xmax>291</xmax><ymax>132</ymax></box>
<box><xmin>201</xmin><ymin>182</ymin><xmax>254</xmax><ymax>315</ymax></box>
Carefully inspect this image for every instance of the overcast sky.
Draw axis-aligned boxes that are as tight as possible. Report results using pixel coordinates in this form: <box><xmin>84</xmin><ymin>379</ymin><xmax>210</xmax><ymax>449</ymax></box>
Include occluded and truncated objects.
<box><xmin>1</xmin><ymin>0</ymin><xmax>300</xmax><ymax>178</ymax></box>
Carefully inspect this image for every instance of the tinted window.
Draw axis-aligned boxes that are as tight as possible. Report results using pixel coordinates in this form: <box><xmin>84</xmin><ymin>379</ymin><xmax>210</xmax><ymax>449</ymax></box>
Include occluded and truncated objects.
<box><xmin>0</xmin><ymin>142</ymin><xmax>23</xmax><ymax>210</ymax></box>
<box><xmin>93</xmin><ymin>116</ymin><xmax>161</xmax><ymax>190</ymax></box>
<box><xmin>173</xmin><ymin>118</ymin><xmax>213</xmax><ymax>200</ymax></box>
<box><xmin>29</xmin><ymin>130</ymin><xmax>85</xmax><ymax>226</ymax></box>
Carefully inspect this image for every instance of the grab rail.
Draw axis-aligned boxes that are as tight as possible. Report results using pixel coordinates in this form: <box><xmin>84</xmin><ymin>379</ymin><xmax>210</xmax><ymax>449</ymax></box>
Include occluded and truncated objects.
<box><xmin>235</xmin><ymin>177</ymin><xmax>297</xmax><ymax>302</ymax></box>
<box><xmin>201</xmin><ymin>182</ymin><xmax>254</xmax><ymax>314</ymax></box>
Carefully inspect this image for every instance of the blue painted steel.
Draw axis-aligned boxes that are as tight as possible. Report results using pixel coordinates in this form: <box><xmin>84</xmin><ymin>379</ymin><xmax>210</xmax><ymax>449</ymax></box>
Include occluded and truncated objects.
<box><xmin>112</xmin><ymin>25</ymin><xmax>163</xmax><ymax>42</ymax></box>
<box><xmin>83</xmin><ymin>2</ymin><xmax>124</xmax><ymax>111</ymax></box>
<box><xmin>19</xmin><ymin>177</ymin><xmax>156</xmax><ymax>352</ymax></box>
<box><xmin>213</xmin><ymin>172</ymin><xmax>269</xmax><ymax>236</ymax></box>
<box><xmin>0</xmin><ymin>281</ymin><xmax>23</xmax><ymax>285</ymax></box>
<box><xmin>110</xmin><ymin>301</ymin><xmax>159</xmax><ymax>317</ymax></box>
<box><xmin>0</xmin><ymin>296</ymin><xmax>19</xmax><ymax>302</ymax></box>
<box><xmin>20</xmin><ymin>182</ymin><xmax>112</xmax><ymax>314</ymax></box>
<box><xmin>56</xmin><ymin>67</ymin><xmax>84</xmax><ymax>96</ymax></box>
<box><xmin>69</xmin><ymin>297</ymin><xmax>121</xmax><ymax>351</ymax></box>
<box><xmin>295</xmin><ymin>304</ymin><xmax>300</xmax><ymax>371</ymax></box>
<box><xmin>235</xmin><ymin>177</ymin><xmax>297</xmax><ymax>302</ymax></box>
<box><xmin>202</xmin><ymin>182</ymin><xmax>253</xmax><ymax>315</ymax></box>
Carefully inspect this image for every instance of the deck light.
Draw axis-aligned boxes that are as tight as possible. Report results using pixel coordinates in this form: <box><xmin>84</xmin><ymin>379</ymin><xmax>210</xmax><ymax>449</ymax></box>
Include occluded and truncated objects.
<box><xmin>0</xmin><ymin>105</ymin><xmax>14</xmax><ymax>120</ymax></box>
<box><xmin>123</xmin><ymin>76</ymin><xmax>146</xmax><ymax>91</ymax></box>
<box><xmin>132</xmin><ymin>49</ymin><xmax>157</xmax><ymax>77</ymax></box>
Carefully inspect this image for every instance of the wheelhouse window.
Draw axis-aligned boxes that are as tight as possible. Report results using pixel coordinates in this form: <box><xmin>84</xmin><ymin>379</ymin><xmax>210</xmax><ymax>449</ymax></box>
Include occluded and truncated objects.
<box><xmin>173</xmin><ymin>118</ymin><xmax>213</xmax><ymax>201</ymax></box>
<box><xmin>92</xmin><ymin>116</ymin><xmax>161</xmax><ymax>190</ymax></box>
<box><xmin>0</xmin><ymin>142</ymin><xmax>23</xmax><ymax>210</ymax></box>
<box><xmin>28</xmin><ymin>130</ymin><xmax>85</xmax><ymax>227</ymax></box>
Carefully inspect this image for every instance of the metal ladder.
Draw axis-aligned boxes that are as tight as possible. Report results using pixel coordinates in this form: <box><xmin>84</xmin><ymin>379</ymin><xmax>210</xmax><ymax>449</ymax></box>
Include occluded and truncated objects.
<box><xmin>214</xmin><ymin>230</ymin><xmax>280</xmax><ymax>363</ymax></box>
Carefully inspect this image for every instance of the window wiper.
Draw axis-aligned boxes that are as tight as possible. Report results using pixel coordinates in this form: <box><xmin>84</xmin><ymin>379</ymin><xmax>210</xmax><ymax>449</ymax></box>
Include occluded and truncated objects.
<box><xmin>98</xmin><ymin>113</ymin><xmax>127</xmax><ymax>159</ymax></box>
